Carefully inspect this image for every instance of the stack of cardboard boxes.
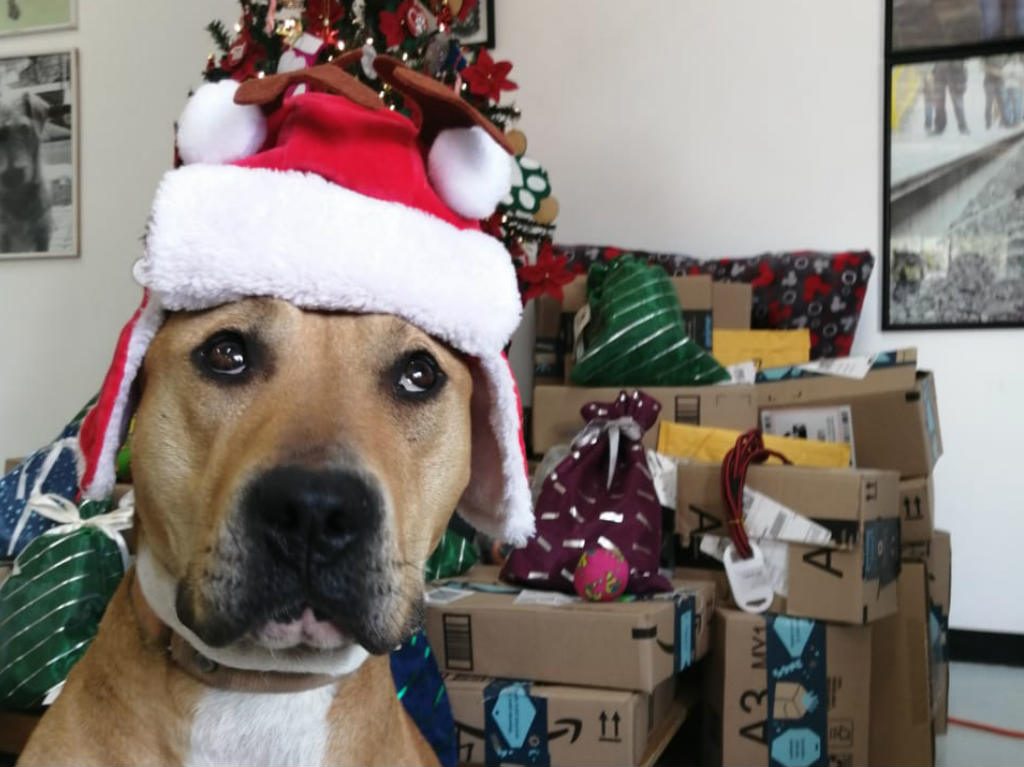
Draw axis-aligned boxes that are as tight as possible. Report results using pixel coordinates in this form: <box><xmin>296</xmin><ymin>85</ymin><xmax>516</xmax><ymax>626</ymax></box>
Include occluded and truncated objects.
<box><xmin>423</xmin><ymin>566</ymin><xmax>717</xmax><ymax>766</ymax></box>
<box><xmin>525</xmin><ymin>274</ymin><xmax>952</xmax><ymax>767</ymax></box>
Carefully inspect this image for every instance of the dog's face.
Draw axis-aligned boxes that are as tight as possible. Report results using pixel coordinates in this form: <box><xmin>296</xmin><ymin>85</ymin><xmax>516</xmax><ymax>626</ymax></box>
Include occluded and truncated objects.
<box><xmin>0</xmin><ymin>94</ymin><xmax>47</xmax><ymax>195</ymax></box>
<box><xmin>131</xmin><ymin>297</ymin><xmax>473</xmax><ymax>662</ymax></box>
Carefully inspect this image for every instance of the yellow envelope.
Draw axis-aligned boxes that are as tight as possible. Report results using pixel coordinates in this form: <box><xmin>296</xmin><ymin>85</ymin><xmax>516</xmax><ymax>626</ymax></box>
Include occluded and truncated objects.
<box><xmin>712</xmin><ymin>329</ymin><xmax>811</xmax><ymax>369</ymax></box>
<box><xmin>657</xmin><ymin>420</ymin><xmax>851</xmax><ymax>468</ymax></box>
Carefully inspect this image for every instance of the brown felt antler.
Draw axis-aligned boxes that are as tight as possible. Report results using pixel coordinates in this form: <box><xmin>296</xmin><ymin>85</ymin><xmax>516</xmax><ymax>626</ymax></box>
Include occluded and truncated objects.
<box><xmin>233</xmin><ymin>53</ymin><xmax>512</xmax><ymax>154</ymax></box>
<box><xmin>373</xmin><ymin>55</ymin><xmax>512</xmax><ymax>152</ymax></box>
<box><xmin>234</xmin><ymin>56</ymin><xmax>382</xmax><ymax>111</ymax></box>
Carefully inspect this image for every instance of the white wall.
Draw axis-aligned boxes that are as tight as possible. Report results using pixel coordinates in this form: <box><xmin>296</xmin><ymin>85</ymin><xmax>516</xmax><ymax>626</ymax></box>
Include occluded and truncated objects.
<box><xmin>0</xmin><ymin>1</ymin><xmax>1018</xmax><ymax>633</ymax></box>
<box><xmin>496</xmin><ymin>0</ymin><xmax>1024</xmax><ymax>635</ymax></box>
<box><xmin>0</xmin><ymin>0</ymin><xmax>238</xmax><ymax>458</ymax></box>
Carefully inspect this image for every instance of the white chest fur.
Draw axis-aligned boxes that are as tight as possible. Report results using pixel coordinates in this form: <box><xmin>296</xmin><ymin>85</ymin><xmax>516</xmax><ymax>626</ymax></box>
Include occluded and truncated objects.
<box><xmin>187</xmin><ymin>685</ymin><xmax>337</xmax><ymax>767</ymax></box>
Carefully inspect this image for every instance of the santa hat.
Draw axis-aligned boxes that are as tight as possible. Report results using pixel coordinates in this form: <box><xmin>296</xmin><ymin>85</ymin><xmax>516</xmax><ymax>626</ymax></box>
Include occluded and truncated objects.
<box><xmin>76</xmin><ymin>60</ymin><xmax>534</xmax><ymax>544</ymax></box>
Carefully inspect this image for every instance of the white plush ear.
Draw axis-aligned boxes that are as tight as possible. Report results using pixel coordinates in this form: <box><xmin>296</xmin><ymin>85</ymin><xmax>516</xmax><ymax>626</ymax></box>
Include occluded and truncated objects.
<box><xmin>428</xmin><ymin>126</ymin><xmax>513</xmax><ymax>220</ymax></box>
<box><xmin>177</xmin><ymin>80</ymin><xmax>267</xmax><ymax>165</ymax></box>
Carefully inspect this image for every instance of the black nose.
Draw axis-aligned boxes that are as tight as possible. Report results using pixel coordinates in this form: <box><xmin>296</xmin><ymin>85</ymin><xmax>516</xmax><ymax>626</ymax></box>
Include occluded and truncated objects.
<box><xmin>244</xmin><ymin>467</ymin><xmax>381</xmax><ymax>560</ymax></box>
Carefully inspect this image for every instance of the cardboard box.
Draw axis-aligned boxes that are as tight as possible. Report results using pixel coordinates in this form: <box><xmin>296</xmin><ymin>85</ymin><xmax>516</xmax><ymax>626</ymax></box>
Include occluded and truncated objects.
<box><xmin>532</xmin><ymin>384</ymin><xmax>756</xmax><ymax>455</ymax></box>
<box><xmin>755</xmin><ymin>349</ymin><xmax>918</xmax><ymax>405</ymax></box>
<box><xmin>533</xmin><ymin>275</ymin><xmax>751</xmax><ymax>385</ymax></box>
<box><xmin>704</xmin><ymin>608</ymin><xmax>872</xmax><ymax>767</ymax></box>
<box><xmin>903</xmin><ymin>530</ymin><xmax>951</xmax><ymax>733</ymax></box>
<box><xmin>759</xmin><ymin>371</ymin><xmax>942</xmax><ymax>478</ymax></box>
<box><xmin>869</xmin><ymin>561</ymin><xmax>935</xmax><ymax>767</ymax></box>
<box><xmin>676</xmin><ymin>463</ymin><xmax>901</xmax><ymax>624</ymax></box>
<box><xmin>899</xmin><ymin>476</ymin><xmax>934</xmax><ymax>544</ymax></box>
<box><xmin>424</xmin><ymin>566</ymin><xmax>715</xmax><ymax>692</ymax></box>
<box><xmin>446</xmin><ymin>675</ymin><xmax>677</xmax><ymax>767</ymax></box>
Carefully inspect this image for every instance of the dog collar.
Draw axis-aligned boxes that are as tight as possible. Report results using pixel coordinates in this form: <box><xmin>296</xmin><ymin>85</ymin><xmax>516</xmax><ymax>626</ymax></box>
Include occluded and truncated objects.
<box><xmin>128</xmin><ymin>570</ymin><xmax>342</xmax><ymax>694</ymax></box>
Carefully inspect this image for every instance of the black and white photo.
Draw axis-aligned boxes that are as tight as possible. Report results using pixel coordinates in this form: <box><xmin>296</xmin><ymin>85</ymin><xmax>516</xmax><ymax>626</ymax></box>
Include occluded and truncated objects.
<box><xmin>451</xmin><ymin>0</ymin><xmax>494</xmax><ymax>48</ymax></box>
<box><xmin>892</xmin><ymin>0</ymin><xmax>1024</xmax><ymax>51</ymax></box>
<box><xmin>0</xmin><ymin>50</ymin><xmax>77</xmax><ymax>260</ymax></box>
<box><xmin>886</xmin><ymin>51</ymin><xmax>1024</xmax><ymax>327</ymax></box>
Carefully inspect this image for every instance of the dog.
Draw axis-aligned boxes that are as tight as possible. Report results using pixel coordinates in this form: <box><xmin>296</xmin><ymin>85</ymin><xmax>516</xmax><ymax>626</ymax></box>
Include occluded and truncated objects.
<box><xmin>0</xmin><ymin>92</ymin><xmax>53</xmax><ymax>254</ymax></box>
<box><xmin>18</xmin><ymin>299</ymin><xmax>476</xmax><ymax>765</ymax></box>
<box><xmin>15</xmin><ymin>57</ymin><xmax>530</xmax><ymax>766</ymax></box>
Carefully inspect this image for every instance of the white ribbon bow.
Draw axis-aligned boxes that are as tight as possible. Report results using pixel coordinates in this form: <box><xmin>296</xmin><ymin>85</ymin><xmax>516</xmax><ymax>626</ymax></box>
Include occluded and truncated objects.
<box><xmin>25</xmin><ymin>490</ymin><xmax>135</xmax><ymax>570</ymax></box>
<box><xmin>573</xmin><ymin>416</ymin><xmax>645</xmax><ymax>490</ymax></box>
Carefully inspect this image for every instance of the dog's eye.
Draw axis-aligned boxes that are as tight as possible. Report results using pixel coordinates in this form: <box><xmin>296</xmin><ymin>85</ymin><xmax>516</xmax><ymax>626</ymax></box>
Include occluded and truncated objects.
<box><xmin>200</xmin><ymin>332</ymin><xmax>248</xmax><ymax>376</ymax></box>
<box><xmin>395</xmin><ymin>351</ymin><xmax>444</xmax><ymax>399</ymax></box>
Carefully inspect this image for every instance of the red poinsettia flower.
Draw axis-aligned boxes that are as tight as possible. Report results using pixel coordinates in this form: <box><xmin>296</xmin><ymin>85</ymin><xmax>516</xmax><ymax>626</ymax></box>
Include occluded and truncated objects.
<box><xmin>461</xmin><ymin>49</ymin><xmax>517</xmax><ymax>102</ymax></box>
<box><xmin>378</xmin><ymin>6</ymin><xmax>408</xmax><ymax>48</ymax></box>
<box><xmin>518</xmin><ymin>242</ymin><xmax>575</xmax><ymax>303</ymax></box>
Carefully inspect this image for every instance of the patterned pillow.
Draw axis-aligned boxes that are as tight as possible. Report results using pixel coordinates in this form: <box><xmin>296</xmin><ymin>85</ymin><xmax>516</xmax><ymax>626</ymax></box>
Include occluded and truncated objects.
<box><xmin>558</xmin><ymin>246</ymin><xmax>874</xmax><ymax>359</ymax></box>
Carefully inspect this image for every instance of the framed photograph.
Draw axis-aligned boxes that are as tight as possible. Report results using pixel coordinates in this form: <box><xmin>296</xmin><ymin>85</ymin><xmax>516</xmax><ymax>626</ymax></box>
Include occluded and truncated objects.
<box><xmin>884</xmin><ymin>50</ymin><xmax>1024</xmax><ymax>328</ymax></box>
<box><xmin>0</xmin><ymin>0</ymin><xmax>77</xmax><ymax>37</ymax></box>
<box><xmin>451</xmin><ymin>0</ymin><xmax>494</xmax><ymax>48</ymax></box>
<box><xmin>892</xmin><ymin>0</ymin><xmax>1024</xmax><ymax>52</ymax></box>
<box><xmin>0</xmin><ymin>50</ymin><xmax>78</xmax><ymax>260</ymax></box>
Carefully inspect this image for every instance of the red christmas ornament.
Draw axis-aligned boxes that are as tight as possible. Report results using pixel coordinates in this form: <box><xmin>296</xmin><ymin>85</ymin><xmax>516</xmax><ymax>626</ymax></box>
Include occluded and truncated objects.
<box><xmin>461</xmin><ymin>49</ymin><xmax>518</xmax><ymax>102</ymax></box>
<box><xmin>379</xmin><ymin>0</ymin><xmax>429</xmax><ymax>49</ymax></box>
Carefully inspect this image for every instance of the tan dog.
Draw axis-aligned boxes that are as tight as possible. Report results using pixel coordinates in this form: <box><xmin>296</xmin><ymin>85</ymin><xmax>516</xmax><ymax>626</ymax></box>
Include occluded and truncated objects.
<box><xmin>17</xmin><ymin>58</ymin><xmax>532</xmax><ymax>766</ymax></box>
<box><xmin>19</xmin><ymin>299</ymin><xmax>477</xmax><ymax>766</ymax></box>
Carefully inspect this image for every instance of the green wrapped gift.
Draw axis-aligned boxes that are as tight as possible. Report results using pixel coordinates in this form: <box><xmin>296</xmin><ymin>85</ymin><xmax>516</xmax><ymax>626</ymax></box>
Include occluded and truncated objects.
<box><xmin>0</xmin><ymin>496</ymin><xmax>131</xmax><ymax>711</ymax></box>
<box><xmin>424</xmin><ymin>529</ymin><xmax>478</xmax><ymax>581</ymax></box>
<box><xmin>570</xmin><ymin>256</ymin><xmax>730</xmax><ymax>387</ymax></box>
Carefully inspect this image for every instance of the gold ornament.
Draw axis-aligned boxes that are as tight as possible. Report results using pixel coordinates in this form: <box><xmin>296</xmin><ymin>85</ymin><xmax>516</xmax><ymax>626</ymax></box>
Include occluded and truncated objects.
<box><xmin>534</xmin><ymin>196</ymin><xmax>560</xmax><ymax>225</ymax></box>
<box><xmin>506</xmin><ymin>129</ymin><xmax>528</xmax><ymax>157</ymax></box>
<box><xmin>275</xmin><ymin>0</ymin><xmax>306</xmax><ymax>46</ymax></box>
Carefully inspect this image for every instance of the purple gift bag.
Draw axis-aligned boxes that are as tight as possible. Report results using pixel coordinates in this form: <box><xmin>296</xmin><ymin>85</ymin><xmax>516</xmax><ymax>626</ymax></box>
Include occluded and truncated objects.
<box><xmin>502</xmin><ymin>390</ymin><xmax>672</xmax><ymax>595</ymax></box>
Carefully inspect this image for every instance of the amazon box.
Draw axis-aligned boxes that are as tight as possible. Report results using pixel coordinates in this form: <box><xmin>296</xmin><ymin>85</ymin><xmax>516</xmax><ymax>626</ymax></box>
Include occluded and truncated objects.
<box><xmin>533</xmin><ymin>274</ymin><xmax>751</xmax><ymax>385</ymax></box>
<box><xmin>869</xmin><ymin>561</ymin><xmax>935</xmax><ymax>767</ymax></box>
<box><xmin>704</xmin><ymin>608</ymin><xmax>872</xmax><ymax>767</ymax></box>
<box><xmin>445</xmin><ymin>675</ymin><xmax>677</xmax><ymax>767</ymax></box>
<box><xmin>676</xmin><ymin>462</ymin><xmax>901</xmax><ymax>624</ymax></box>
<box><xmin>759</xmin><ymin>370</ymin><xmax>941</xmax><ymax>478</ymax></box>
<box><xmin>899</xmin><ymin>476</ymin><xmax>934</xmax><ymax>544</ymax></box>
<box><xmin>424</xmin><ymin>566</ymin><xmax>715</xmax><ymax>692</ymax></box>
<box><xmin>754</xmin><ymin>349</ymin><xmax>918</xmax><ymax>406</ymax></box>
<box><xmin>532</xmin><ymin>384</ymin><xmax>757</xmax><ymax>455</ymax></box>
<box><xmin>903</xmin><ymin>530</ymin><xmax>951</xmax><ymax>733</ymax></box>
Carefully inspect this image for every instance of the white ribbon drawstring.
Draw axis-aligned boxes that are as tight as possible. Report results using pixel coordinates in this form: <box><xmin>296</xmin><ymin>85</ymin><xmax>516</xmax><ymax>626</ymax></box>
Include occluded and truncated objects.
<box><xmin>573</xmin><ymin>416</ymin><xmax>644</xmax><ymax>490</ymax></box>
<box><xmin>6</xmin><ymin>438</ymin><xmax>84</xmax><ymax>558</ymax></box>
<box><xmin>24</xmin><ymin>490</ymin><xmax>135</xmax><ymax>571</ymax></box>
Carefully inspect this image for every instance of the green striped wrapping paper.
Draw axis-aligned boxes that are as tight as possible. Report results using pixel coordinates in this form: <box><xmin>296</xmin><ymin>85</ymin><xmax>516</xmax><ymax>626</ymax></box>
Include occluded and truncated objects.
<box><xmin>0</xmin><ymin>524</ymin><xmax>125</xmax><ymax>710</ymax></box>
<box><xmin>570</xmin><ymin>256</ymin><xmax>730</xmax><ymax>386</ymax></box>
<box><xmin>424</xmin><ymin>529</ymin><xmax>478</xmax><ymax>582</ymax></box>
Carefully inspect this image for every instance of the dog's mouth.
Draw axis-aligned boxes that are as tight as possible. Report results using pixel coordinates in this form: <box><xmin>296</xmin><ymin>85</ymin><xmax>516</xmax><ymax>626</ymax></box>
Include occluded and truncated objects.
<box><xmin>253</xmin><ymin>603</ymin><xmax>352</xmax><ymax>651</ymax></box>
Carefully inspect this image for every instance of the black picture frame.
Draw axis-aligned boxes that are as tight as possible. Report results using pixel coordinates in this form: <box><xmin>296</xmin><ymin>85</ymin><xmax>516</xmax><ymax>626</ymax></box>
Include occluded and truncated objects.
<box><xmin>884</xmin><ymin>1</ymin><xmax>1024</xmax><ymax>329</ymax></box>
<box><xmin>451</xmin><ymin>0</ymin><xmax>495</xmax><ymax>49</ymax></box>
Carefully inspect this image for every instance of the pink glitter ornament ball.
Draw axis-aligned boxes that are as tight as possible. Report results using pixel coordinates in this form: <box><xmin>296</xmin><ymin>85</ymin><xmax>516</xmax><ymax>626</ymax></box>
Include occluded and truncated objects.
<box><xmin>573</xmin><ymin>545</ymin><xmax>630</xmax><ymax>602</ymax></box>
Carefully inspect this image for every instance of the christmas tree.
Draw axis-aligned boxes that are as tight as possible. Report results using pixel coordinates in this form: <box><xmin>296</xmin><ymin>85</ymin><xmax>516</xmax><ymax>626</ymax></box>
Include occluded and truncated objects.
<box><xmin>204</xmin><ymin>0</ymin><xmax>564</xmax><ymax>302</ymax></box>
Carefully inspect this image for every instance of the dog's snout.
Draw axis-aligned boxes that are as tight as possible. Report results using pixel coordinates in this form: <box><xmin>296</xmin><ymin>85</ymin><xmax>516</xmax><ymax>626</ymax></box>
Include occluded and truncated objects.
<box><xmin>246</xmin><ymin>466</ymin><xmax>380</xmax><ymax>558</ymax></box>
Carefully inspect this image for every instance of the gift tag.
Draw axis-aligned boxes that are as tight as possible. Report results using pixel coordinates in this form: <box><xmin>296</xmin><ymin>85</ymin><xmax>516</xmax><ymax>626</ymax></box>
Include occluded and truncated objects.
<box><xmin>798</xmin><ymin>354</ymin><xmax>874</xmax><ymax>380</ymax></box>
<box><xmin>722</xmin><ymin>542</ymin><xmax>774</xmax><ymax>614</ymax></box>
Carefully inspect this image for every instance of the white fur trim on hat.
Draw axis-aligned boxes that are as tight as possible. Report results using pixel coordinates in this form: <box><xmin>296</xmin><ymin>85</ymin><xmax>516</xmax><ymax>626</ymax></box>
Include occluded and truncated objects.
<box><xmin>141</xmin><ymin>164</ymin><xmax>522</xmax><ymax>356</ymax></box>
<box><xmin>428</xmin><ymin>126</ymin><xmax>513</xmax><ymax>221</ymax></box>
<box><xmin>457</xmin><ymin>354</ymin><xmax>534</xmax><ymax>545</ymax></box>
<box><xmin>177</xmin><ymin>80</ymin><xmax>267</xmax><ymax>165</ymax></box>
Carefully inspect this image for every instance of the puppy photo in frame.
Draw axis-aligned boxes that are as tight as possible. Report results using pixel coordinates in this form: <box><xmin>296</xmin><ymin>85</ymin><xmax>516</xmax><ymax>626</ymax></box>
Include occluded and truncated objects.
<box><xmin>0</xmin><ymin>50</ymin><xmax>77</xmax><ymax>260</ymax></box>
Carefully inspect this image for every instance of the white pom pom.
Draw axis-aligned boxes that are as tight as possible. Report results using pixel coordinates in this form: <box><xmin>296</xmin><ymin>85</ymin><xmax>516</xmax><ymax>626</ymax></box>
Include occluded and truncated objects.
<box><xmin>177</xmin><ymin>80</ymin><xmax>267</xmax><ymax>165</ymax></box>
<box><xmin>428</xmin><ymin>126</ymin><xmax>513</xmax><ymax>220</ymax></box>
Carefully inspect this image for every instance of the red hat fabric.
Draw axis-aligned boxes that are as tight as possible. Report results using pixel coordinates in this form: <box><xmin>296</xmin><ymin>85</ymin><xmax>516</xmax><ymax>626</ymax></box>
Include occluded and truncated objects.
<box><xmin>78</xmin><ymin>70</ymin><xmax>533</xmax><ymax>544</ymax></box>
